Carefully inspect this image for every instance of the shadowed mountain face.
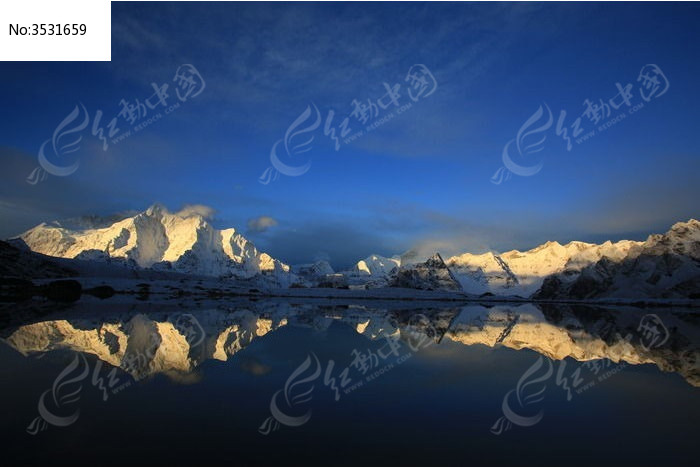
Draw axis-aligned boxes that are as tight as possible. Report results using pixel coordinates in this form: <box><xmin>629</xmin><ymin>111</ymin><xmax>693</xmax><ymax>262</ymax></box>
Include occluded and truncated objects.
<box><xmin>2</xmin><ymin>302</ymin><xmax>697</xmax><ymax>386</ymax></box>
<box><xmin>0</xmin><ymin>240</ymin><xmax>76</xmax><ymax>280</ymax></box>
<box><xmin>535</xmin><ymin>219</ymin><xmax>700</xmax><ymax>300</ymax></box>
<box><xmin>390</xmin><ymin>253</ymin><xmax>462</xmax><ymax>291</ymax></box>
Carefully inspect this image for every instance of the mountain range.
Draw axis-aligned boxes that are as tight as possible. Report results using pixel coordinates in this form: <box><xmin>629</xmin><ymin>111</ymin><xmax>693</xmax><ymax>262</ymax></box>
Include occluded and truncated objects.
<box><xmin>6</xmin><ymin>205</ymin><xmax>700</xmax><ymax>301</ymax></box>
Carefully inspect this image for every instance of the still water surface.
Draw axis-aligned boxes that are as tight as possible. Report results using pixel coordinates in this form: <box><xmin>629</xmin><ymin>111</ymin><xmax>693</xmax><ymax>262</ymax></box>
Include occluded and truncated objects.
<box><xmin>1</xmin><ymin>301</ymin><xmax>698</xmax><ymax>465</ymax></box>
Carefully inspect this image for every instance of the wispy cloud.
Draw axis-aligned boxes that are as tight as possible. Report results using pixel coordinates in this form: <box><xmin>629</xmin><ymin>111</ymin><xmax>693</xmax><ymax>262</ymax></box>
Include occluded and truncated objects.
<box><xmin>108</xmin><ymin>2</ymin><xmax>555</xmax><ymax>135</ymax></box>
<box><xmin>177</xmin><ymin>204</ymin><xmax>216</xmax><ymax>220</ymax></box>
<box><xmin>247</xmin><ymin>215</ymin><xmax>278</xmax><ymax>233</ymax></box>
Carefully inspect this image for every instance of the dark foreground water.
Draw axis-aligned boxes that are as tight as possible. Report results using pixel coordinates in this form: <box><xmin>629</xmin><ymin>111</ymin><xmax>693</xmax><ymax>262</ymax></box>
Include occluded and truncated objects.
<box><xmin>0</xmin><ymin>301</ymin><xmax>698</xmax><ymax>466</ymax></box>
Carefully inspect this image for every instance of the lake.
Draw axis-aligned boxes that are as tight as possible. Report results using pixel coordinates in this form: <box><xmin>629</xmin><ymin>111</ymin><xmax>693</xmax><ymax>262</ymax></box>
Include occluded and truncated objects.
<box><xmin>1</xmin><ymin>301</ymin><xmax>698</xmax><ymax>466</ymax></box>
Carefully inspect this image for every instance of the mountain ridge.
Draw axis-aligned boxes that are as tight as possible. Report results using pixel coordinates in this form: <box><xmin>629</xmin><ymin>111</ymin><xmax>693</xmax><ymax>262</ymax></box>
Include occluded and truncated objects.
<box><xmin>15</xmin><ymin>204</ymin><xmax>291</xmax><ymax>284</ymax></box>
<box><xmin>8</xmin><ymin>208</ymin><xmax>700</xmax><ymax>299</ymax></box>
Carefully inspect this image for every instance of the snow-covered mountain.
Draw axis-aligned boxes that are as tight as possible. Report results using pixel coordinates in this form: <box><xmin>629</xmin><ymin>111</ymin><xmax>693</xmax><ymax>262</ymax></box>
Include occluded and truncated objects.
<box><xmin>15</xmin><ymin>205</ymin><xmax>291</xmax><ymax>282</ymax></box>
<box><xmin>535</xmin><ymin>219</ymin><xmax>700</xmax><ymax>300</ymax></box>
<box><xmin>8</xmin><ymin>208</ymin><xmax>699</xmax><ymax>299</ymax></box>
<box><xmin>291</xmin><ymin>260</ymin><xmax>334</xmax><ymax>278</ymax></box>
<box><xmin>390</xmin><ymin>253</ymin><xmax>462</xmax><ymax>291</ymax></box>
<box><xmin>290</xmin><ymin>260</ymin><xmax>335</xmax><ymax>286</ymax></box>
<box><xmin>345</xmin><ymin>239</ymin><xmax>649</xmax><ymax>296</ymax></box>
<box><xmin>340</xmin><ymin>254</ymin><xmax>400</xmax><ymax>288</ymax></box>
<box><xmin>354</xmin><ymin>254</ymin><xmax>400</xmax><ymax>277</ymax></box>
<box><xmin>380</xmin><ymin>219</ymin><xmax>697</xmax><ymax>299</ymax></box>
<box><xmin>446</xmin><ymin>239</ymin><xmax>640</xmax><ymax>297</ymax></box>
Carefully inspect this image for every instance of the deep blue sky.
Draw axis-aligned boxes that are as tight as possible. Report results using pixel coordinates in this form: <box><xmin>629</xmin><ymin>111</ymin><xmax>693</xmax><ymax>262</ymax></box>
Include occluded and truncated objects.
<box><xmin>1</xmin><ymin>2</ymin><xmax>699</xmax><ymax>269</ymax></box>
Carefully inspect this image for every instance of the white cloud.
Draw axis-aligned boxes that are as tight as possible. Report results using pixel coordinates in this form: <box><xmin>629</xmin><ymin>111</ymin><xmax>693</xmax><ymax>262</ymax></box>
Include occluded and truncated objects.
<box><xmin>176</xmin><ymin>204</ymin><xmax>216</xmax><ymax>220</ymax></box>
<box><xmin>247</xmin><ymin>215</ymin><xmax>278</xmax><ymax>232</ymax></box>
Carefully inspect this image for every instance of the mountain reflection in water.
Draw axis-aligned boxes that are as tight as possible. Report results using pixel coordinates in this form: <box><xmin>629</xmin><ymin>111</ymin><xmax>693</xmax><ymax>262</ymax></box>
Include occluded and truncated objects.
<box><xmin>1</xmin><ymin>300</ymin><xmax>698</xmax><ymax>466</ymax></box>
<box><xmin>2</xmin><ymin>301</ymin><xmax>698</xmax><ymax>386</ymax></box>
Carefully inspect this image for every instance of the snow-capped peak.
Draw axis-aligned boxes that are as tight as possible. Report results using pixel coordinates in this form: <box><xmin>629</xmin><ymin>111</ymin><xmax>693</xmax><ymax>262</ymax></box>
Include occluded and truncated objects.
<box><xmin>17</xmin><ymin>205</ymin><xmax>290</xmax><ymax>280</ymax></box>
<box><xmin>446</xmin><ymin>235</ymin><xmax>643</xmax><ymax>297</ymax></box>
<box><xmin>353</xmin><ymin>254</ymin><xmax>401</xmax><ymax>276</ymax></box>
